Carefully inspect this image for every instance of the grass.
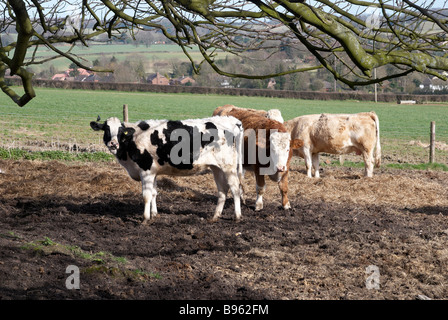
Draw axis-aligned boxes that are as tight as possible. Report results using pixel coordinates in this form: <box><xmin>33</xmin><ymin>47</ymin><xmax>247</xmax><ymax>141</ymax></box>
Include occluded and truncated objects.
<box><xmin>0</xmin><ymin>86</ymin><xmax>447</xmax><ymax>166</ymax></box>
<box><xmin>385</xmin><ymin>162</ymin><xmax>448</xmax><ymax>171</ymax></box>
<box><xmin>25</xmin><ymin>43</ymin><xmax>221</xmax><ymax>74</ymax></box>
<box><xmin>0</xmin><ymin>147</ymin><xmax>113</xmax><ymax>162</ymax></box>
<box><xmin>20</xmin><ymin>236</ymin><xmax>162</xmax><ymax>281</ymax></box>
<box><xmin>2</xmin><ymin>86</ymin><xmax>447</xmax><ymax>140</ymax></box>
<box><xmin>323</xmin><ymin>160</ymin><xmax>448</xmax><ymax>171</ymax></box>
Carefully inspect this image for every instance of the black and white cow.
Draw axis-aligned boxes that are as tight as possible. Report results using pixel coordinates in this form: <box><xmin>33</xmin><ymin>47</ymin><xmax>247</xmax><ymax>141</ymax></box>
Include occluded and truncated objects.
<box><xmin>90</xmin><ymin>116</ymin><xmax>244</xmax><ymax>223</ymax></box>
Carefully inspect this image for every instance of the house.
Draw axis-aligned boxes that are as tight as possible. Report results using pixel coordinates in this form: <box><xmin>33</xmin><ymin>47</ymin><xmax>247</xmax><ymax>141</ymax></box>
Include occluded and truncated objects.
<box><xmin>322</xmin><ymin>80</ymin><xmax>333</xmax><ymax>92</ymax></box>
<box><xmin>52</xmin><ymin>73</ymin><xmax>68</xmax><ymax>81</ymax></box>
<box><xmin>82</xmin><ymin>74</ymin><xmax>101</xmax><ymax>82</ymax></box>
<box><xmin>420</xmin><ymin>76</ymin><xmax>448</xmax><ymax>92</ymax></box>
<box><xmin>220</xmin><ymin>79</ymin><xmax>232</xmax><ymax>88</ymax></box>
<box><xmin>170</xmin><ymin>75</ymin><xmax>196</xmax><ymax>86</ymax></box>
<box><xmin>147</xmin><ymin>72</ymin><xmax>169</xmax><ymax>85</ymax></box>
<box><xmin>52</xmin><ymin>68</ymin><xmax>92</xmax><ymax>81</ymax></box>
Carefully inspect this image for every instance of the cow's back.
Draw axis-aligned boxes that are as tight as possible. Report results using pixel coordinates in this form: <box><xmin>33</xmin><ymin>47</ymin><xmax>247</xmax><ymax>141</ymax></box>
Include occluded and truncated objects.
<box><xmin>285</xmin><ymin>114</ymin><xmax>320</xmax><ymax>138</ymax></box>
<box><xmin>131</xmin><ymin>116</ymin><xmax>243</xmax><ymax>174</ymax></box>
<box><xmin>287</xmin><ymin>112</ymin><xmax>378</xmax><ymax>154</ymax></box>
<box><xmin>214</xmin><ymin>105</ymin><xmax>268</xmax><ymax>118</ymax></box>
<box><xmin>225</xmin><ymin>109</ymin><xmax>286</xmax><ymax>132</ymax></box>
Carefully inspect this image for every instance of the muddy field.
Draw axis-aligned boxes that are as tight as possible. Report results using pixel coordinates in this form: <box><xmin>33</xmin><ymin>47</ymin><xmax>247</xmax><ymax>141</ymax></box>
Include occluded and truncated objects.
<box><xmin>0</xmin><ymin>158</ymin><xmax>448</xmax><ymax>301</ymax></box>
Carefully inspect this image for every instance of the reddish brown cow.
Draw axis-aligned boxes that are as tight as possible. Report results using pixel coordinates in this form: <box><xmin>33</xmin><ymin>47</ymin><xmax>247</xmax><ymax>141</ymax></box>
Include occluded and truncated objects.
<box><xmin>213</xmin><ymin>104</ymin><xmax>284</xmax><ymax>123</ymax></box>
<box><xmin>213</xmin><ymin>106</ymin><xmax>303</xmax><ymax>211</ymax></box>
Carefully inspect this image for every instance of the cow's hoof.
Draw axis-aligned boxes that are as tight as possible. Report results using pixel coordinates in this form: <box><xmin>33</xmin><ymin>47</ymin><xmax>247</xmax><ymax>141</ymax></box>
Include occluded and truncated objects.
<box><xmin>283</xmin><ymin>202</ymin><xmax>291</xmax><ymax>210</ymax></box>
<box><xmin>141</xmin><ymin>217</ymin><xmax>157</xmax><ymax>225</ymax></box>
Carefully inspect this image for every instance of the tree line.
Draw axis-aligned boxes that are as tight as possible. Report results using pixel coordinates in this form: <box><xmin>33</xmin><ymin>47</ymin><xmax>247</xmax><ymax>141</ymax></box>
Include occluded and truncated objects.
<box><xmin>32</xmin><ymin>42</ymin><xmax>441</xmax><ymax>95</ymax></box>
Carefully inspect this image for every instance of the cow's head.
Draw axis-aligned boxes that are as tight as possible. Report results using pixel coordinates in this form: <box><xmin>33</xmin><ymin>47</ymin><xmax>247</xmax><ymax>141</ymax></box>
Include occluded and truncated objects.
<box><xmin>267</xmin><ymin>131</ymin><xmax>292</xmax><ymax>173</ymax></box>
<box><xmin>267</xmin><ymin>132</ymin><xmax>303</xmax><ymax>174</ymax></box>
<box><xmin>90</xmin><ymin>117</ymin><xmax>135</xmax><ymax>155</ymax></box>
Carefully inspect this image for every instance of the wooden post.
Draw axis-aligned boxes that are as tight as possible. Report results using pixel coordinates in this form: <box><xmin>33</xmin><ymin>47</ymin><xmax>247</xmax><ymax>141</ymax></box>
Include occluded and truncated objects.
<box><xmin>430</xmin><ymin>121</ymin><xmax>435</xmax><ymax>163</ymax></box>
<box><xmin>123</xmin><ymin>104</ymin><xmax>128</xmax><ymax>122</ymax></box>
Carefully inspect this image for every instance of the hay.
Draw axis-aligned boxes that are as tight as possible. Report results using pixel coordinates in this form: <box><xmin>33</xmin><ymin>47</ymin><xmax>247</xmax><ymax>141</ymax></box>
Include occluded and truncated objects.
<box><xmin>1</xmin><ymin>159</ymin><xmax>447</xmax><ymax>213</ymax></box>
<box><xmin>288</xmin><ymin>166</ymin><xmax>448</xmax><ymax>211</ymax></box>
<box><xmin>0</xmin><ymin>160</ymin><xmax>140</xmax><ymax>200</ymax></box>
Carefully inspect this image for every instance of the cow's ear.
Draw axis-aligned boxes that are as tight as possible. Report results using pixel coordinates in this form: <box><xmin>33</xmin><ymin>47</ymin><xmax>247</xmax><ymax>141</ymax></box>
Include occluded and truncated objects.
<box><xmin>121</xmin><ymin>127</ymin><xmax>135</xmax><ymax>142</ymax></box>
<box><xmin>90</xmin><ymin>121</ymin><xmax>104</xmax><ymax>131</ymax></box>
<box><xmin>291</xmin><ymin>138</ymin><xmax>304</xmax><ymax>149</ymax></box>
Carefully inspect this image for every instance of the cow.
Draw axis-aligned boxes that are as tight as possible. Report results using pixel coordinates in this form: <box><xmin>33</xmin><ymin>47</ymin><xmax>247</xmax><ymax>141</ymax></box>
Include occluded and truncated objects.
<box><xmin>284</xmin><ymin>112</ymin><xmax>381</xmax><ymax>178</ymax></box>
<box><xmin>213</xmin><ymin>107</ymin><xmax>303</xmax><ymax>211</ymax></box>
<box><xmin>213</xmin><ymin>104</ymin><xmax>284</xmax><ymax>123</ymax></box>
<box><xmin>90</xmin><ymin>116</ymin><xmax>245</xmax><ymax>223</ymax></box>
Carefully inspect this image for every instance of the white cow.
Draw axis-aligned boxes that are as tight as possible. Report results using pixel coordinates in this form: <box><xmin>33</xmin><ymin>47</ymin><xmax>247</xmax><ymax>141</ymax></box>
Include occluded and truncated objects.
<box><xmin>91</xmin><ymin>116</ymin><xmax>244</xmax><ymax>223</ymax></box>
<box><xmin>284</xmin><ymin>112</ymin><xmax>381</xmax><ymax>178</ymax></box>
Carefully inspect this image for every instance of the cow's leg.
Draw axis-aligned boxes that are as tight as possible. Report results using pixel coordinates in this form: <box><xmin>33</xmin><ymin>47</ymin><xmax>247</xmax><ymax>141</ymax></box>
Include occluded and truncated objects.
<box><xmin>150</xmin><ymin>179</ymin><xmax>158</xmax><ymax>217</ymax></box>
<box><xmin>140</xmin><ymin>172</ymin><xmax>157</xmax><ymax>223</ymax></box>
<box><xmin>226</xmin><ymin>170</ymin><xmax>242</xmax><ymax>221</ymax></box>
<box><xmin>255</xmin><ymin>172</ymin><xmax>266</xmax><ymax>211</ymax></box>
<box><xmin>362</xmin><ymin>149</ymin><xmax>374</xmax><ymax>177</ymax></box>
<box><xmin>210</xmin><ymin>167</ymin><xmax>229</xmax><ymax>221</ymax></box>
<box><xmin>312</xmin><ymin>153</ymin><xmax>320</xmax><ymax>178</ymax></box>
<box><xmin>239</xmin><ymin>168</ymin><xmax>246</xmax><ymax>205</ymax></box>
<box><xmin>303</xmin><ymin>148</ymin><xmax>313</xmax><ymax>178</ymax></box>
<box><xmin>278</xmin><ymin>171</ymin><xmax>291</xmax><ymax>210</ymax></box>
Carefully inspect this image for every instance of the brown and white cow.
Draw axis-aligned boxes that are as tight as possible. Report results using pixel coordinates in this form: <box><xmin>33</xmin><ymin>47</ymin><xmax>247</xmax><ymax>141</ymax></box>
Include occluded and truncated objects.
<box><xmin>91</xmin><ymin>116</ymin><xmax>244</xmax><ymax>223</ymax></box>
<box><xmin>284</xmin><ymin>112</ymin><xmax>381</xmax><ymax>178</ymax></box>
<box><xmin>213</xmin><ymin>106</ymin><xmax>303</xmax><ymax>211</ymax></box>
<box><xmin>213</xmin><ymin>104</ymin><xmax>284</xmax><ymax>123</ymax></box>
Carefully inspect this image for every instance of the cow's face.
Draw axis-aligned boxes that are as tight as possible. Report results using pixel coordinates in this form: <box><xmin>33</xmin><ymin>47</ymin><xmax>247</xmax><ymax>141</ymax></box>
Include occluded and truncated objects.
<box><xmin>269</xmin><ymin>131</ymin><xmax>292</xmax><ymax>173</ymax></box>
<box><xmin>90</xmin><ymin>117</ymin><xmax>126</xmax><ymax>155</ymax></box>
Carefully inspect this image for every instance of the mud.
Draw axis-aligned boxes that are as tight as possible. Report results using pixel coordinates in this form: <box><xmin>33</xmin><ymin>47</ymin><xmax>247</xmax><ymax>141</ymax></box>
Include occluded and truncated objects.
<box><xmin>1</xmin><ymin>159</ymin><xmax>447</xmax><ymax>300</ymax></box>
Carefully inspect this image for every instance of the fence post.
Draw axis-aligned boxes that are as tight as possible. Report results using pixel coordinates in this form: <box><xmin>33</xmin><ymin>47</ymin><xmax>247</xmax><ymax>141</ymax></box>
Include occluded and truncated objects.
<box><xmin>429</xmin><ymin>121</ymin><xmax>435</xmax><ymax>163</ymax></box>
<box><xmin>123</xmin><ymin>104</ymin><xmax>129</xmax><ymax>122</ymax></box>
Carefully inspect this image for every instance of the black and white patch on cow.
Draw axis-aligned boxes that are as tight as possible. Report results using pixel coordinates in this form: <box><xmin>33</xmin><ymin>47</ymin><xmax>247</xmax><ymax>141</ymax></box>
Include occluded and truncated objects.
<box><xmin>91</xmin><ymin>116</ymin><xmax>244</xmax><ymax>223</ymax></box>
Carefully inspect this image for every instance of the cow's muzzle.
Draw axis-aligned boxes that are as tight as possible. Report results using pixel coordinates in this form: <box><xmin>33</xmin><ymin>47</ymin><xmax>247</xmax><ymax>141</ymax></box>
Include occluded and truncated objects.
<box><xmin>276</xmin><ymin>165</ymin><xmax>287</xmax><ymax>172</ymax></box>
<box><xmin>107</xmin><ymin>140</ymin><xmax>119</xmax><ymax>153</ymax></box>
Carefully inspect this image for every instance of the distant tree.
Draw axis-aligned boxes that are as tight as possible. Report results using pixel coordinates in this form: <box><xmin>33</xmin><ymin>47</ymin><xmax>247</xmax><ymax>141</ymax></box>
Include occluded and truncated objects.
<box><xmin>113</xmin><ymin>60</ymin><xmax>139</xmax><ymax>83</ymax></box>
<box><xmin>133</xmin><ymin>59</ymin><xmax>146</xmax><ymax>82</ymax></box>
<box><xmin>135</xmin><ymin>30</ymin><xmax>154</xmax><ymax>48</ymax></box>
<box><xmin>37</xmin><ymin>64</ymin><xmax>56</xmax><ymax>79</ymax></box>
<box><xmin>2</xmin><ymin>0</ymin><xmax>448</xmax><ymax>106</ymax></box>
<box><xmin>68</xmin><ymin>62</ymin><xmax>79</xmax><ymax>77</ymax></box>
<box><xmin>310</xmin><ymin>79</ymin><xmax>324</xmax><ymax>91</ymax></box>
<box><xmin>171</xmin><ymin>61</ymin><xmax>194</xmax><ymax>78</ymax></box>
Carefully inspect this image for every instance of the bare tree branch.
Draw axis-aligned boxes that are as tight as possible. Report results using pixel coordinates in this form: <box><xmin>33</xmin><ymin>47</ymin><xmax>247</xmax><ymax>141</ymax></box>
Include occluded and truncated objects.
<box><xmin>1</xmin><ymin>0</ymin><xmax>448</xmax><ymax>106</ymax></box>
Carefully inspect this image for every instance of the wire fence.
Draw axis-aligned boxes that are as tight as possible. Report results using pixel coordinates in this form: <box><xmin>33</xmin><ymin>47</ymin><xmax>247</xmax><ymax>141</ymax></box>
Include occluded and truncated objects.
<box><xmin>0</xmin><ymin>103</ymin><xmax>447</xmax><ymax>165</ymax></box>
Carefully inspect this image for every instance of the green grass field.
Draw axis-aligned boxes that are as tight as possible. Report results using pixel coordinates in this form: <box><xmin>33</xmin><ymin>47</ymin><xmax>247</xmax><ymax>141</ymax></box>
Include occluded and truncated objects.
<box><xmin>26</xmin><ymin>44</ymin><xmax>223</xmax><ymax>74</ymax></box>
<box><xmin>0</xmin><ymin>86</ymin><xmax>447</xmax><ymax>165</ymax></box>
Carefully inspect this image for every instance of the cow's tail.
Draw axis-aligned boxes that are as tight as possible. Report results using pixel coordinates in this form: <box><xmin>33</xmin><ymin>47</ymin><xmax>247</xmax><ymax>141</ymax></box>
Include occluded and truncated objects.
<box><xmin>371</xmin><ymin>111</ymin><xmax>381</xmax><ymax>168</ymax></box>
